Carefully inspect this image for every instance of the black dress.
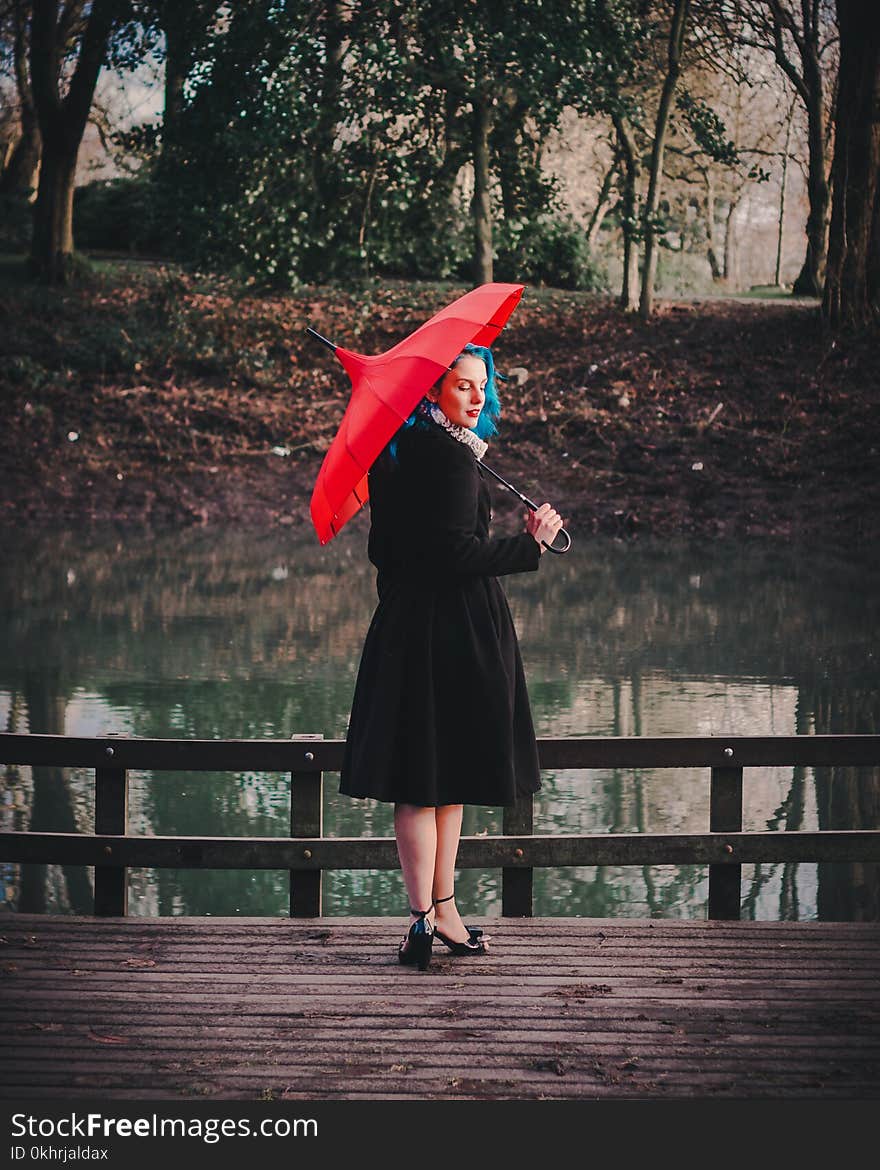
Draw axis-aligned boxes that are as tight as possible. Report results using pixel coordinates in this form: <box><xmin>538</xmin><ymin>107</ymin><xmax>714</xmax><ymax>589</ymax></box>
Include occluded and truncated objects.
<box><xmin>339</xmin><ymin>419</ymin><xmax>543</xmax><ymax>807</ymax></box>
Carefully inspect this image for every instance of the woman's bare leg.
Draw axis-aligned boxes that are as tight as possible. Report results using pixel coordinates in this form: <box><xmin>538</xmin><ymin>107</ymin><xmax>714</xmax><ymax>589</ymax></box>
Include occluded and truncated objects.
<box><xmin>394</xmin><ymin>804</ymin><xmax>437</xmax><ymax>931</ymax></box>
<box><xmin>431</xmin><ymin>803</ymin><xmax>472</xmax><ymax>943</ymax></box>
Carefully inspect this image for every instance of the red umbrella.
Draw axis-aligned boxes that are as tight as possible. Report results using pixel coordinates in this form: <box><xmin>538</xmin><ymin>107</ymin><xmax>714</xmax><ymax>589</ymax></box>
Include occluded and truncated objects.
<box><xmin>308</xmin><ymin>283</ymin><xmax>526</xmax><ymax>545</ymax></box>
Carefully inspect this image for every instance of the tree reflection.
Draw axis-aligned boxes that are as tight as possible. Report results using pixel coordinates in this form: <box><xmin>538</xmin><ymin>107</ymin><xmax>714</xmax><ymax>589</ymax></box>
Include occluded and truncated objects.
<box><xmin>1</xmin><ymin>524</ymin><xmax>877</xmax><ymax>920</ymax></box>
<box><xmin>18</xmin><ymin>672</ymin><xmax>92</xmax><ymax>914</ymax></box>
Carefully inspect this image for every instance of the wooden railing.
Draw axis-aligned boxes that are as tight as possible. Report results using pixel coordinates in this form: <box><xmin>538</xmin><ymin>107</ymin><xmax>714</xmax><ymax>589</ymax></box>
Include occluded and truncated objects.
<box><xmin>1</xmin><ymin>732</ymin><xmax>879</xmax><ymax>920</ymax></box>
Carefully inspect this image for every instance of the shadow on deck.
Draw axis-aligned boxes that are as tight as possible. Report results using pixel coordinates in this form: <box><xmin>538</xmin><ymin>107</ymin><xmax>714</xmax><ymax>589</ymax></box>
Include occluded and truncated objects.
<box><xmin>1</xmin><ymin>915</ymin><xmax>879</xmax><ymax>1100</ymax></box>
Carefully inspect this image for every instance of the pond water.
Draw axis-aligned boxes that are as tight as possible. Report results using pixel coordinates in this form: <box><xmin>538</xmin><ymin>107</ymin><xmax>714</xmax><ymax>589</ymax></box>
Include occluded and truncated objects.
<box><xmin>1</xmin><ymin>521</ymin><xmax>877</xmax><ymax>922</ymax></box>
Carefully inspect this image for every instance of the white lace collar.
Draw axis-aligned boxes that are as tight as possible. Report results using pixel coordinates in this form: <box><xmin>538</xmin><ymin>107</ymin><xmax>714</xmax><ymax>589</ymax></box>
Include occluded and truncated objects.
<box><xmin>423</xmin><ymin>401</ymin><xmax>488</xmax><ymax>461</ymax></box>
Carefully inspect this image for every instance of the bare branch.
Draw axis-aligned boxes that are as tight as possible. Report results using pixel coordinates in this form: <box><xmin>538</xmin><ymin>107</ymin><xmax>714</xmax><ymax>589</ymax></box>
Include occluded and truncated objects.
<box><xmin>767</xmin><ymin>0</ymin><xmax>807</xmax><ymax>59</ymax></box>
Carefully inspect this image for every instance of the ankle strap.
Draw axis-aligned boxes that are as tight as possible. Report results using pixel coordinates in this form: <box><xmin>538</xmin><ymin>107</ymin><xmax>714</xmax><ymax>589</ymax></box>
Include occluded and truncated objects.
<box><xmin>433</xmin><ymin>893</ymin><xmax>455</xmax><ymax>906</ymax></box>
<box><xmin>410</xmin><ymin>907</ymin><xmax>431</xmax><ymax>918</ymax></box>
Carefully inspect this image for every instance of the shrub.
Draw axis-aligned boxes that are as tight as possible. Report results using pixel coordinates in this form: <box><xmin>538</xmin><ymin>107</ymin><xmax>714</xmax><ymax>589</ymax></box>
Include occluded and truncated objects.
<box><xmin>494</xmin><ymin>215</ymin><xmax>610</xmax><ymax>292</ymax></box>
<box><xmin>73</xmin><ymin>177</ymin><xmax>167</xmax><ymax>257</ymax></box>
<box><xmin>0</xmin><ymin>192</ymin><xmax>33</xmax><ymax>253</ymax></box>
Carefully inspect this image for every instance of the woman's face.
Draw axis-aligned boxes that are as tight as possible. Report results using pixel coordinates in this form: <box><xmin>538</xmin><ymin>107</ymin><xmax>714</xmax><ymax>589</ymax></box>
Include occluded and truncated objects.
<box><xmin>431</xmin><ymin>355</ymin><xmax>487</xmax><ymax>429</ymax></box>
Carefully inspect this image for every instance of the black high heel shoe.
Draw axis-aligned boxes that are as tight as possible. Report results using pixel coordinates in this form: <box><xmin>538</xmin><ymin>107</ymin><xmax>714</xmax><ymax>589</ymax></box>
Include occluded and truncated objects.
<box><xmin>431</xmin><ymin>893</ymin><xmax>488</xmax><ymax>956</ymax></box>
<box><xmin>398</xmin><ymin>907</ymin><xmax>434</xmax><ymax>971</ymax></box>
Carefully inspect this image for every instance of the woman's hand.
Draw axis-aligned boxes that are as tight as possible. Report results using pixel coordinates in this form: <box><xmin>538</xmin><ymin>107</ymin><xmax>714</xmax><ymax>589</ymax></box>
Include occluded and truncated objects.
<box><xmin>525</xmin><ymin>503</ymin><xmax>565</xmax><ymax>554</ymax></box>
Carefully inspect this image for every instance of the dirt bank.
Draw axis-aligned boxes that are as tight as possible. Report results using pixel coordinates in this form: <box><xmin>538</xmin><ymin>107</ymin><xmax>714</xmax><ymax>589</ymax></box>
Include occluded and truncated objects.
<box><xmin>2</xmin><ymin>261</ymin><xmax>877</xmax><ymax>549</ymax></box>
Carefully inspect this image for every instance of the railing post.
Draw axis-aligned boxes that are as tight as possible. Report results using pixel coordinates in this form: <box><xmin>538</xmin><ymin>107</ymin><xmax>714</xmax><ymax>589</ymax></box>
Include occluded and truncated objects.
<box><xmin>290</xmin><ymin>734</ymin><xmax>323</xmax><ymax>917</ymax></box>
<box><xmin>94</xmin><ymin>765</ymin><xmax>128</xmax><ymax>916</ymax></box>
<box><xmin>709</xmin><ymin>764</ymin><xmax>743</xmax><ymax>920</ymax></box>
<box><xmin>502</xmin><ymin>794</ymin><xmax>534</xmax><ymax>917</ymax></box>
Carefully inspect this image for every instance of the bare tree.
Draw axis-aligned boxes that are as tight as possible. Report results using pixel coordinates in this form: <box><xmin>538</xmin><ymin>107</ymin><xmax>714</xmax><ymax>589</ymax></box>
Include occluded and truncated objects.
<box><xmin>28</xmin><ymin>0</ymin><xmax>119</xmax><ymax>282</ymax></box>
<box><xmin>774</xmin><ymin>88</ymin><xmax>798</xmax><ymax>286</ymax></box>
<box><xmin>719</xmin><ymin>0</ymin><xmax>838</xmax><ymax>297</ymax></box>
<box><xmin>640</xmin><ymin>0</ymin><xmax>692</xmax><ymax>318</ymax></box>
<box><xmin>663</xmin><ymin>51</ymin><xmax>793</xmax><ymax>290</ymax></box>
<box><xmin>612</xmin><ymin>108</ymin><xmax>642</xmax><ymax>310</ymax></box>
<box><xmin>586</xmin><ymin>154</ymin><xmax>619</xmax><ymax>248</ymax></box>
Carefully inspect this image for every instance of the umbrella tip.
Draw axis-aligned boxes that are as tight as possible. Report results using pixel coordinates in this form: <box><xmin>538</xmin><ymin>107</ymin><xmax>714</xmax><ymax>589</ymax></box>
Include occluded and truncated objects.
<box><xmin>306</xmin><ymin>326</ymin><xmax>337</xmax><ymax>353</ymax></box>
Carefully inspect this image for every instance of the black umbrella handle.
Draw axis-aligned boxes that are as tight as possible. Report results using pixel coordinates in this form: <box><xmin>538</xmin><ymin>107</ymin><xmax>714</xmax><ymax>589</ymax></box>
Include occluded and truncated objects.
<box><xmin>480</xmin><ymin>462</ymin><xmax>572</xmax><ymax>555</ymax></box>
<box><xmin>539</xmin><ymin>523</ymin><xmax>572</xmax><ymax>555</ymax></box>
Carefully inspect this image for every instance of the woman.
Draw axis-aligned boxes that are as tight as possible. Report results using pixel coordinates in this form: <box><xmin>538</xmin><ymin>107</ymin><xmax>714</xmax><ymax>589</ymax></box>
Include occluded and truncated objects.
<box><xmin>339</xmin><ymin>343</ymin><xmax>564</xmax><ymax>971</ymax></box>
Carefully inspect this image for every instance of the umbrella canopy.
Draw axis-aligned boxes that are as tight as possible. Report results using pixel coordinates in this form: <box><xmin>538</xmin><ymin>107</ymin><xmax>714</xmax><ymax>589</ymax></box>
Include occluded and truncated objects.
<box><xmin>309</xmin><ymin>283</ymin><xmax>525</xmax><ymax>545</ymax></box>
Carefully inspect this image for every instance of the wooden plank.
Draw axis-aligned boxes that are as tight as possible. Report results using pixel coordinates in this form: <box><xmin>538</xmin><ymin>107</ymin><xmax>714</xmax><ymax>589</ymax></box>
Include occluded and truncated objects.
<box><xmin>6</xmin><ymin>1019</ymin><xmax>877</xmax><ymax>1045</ymax></box>
<box><xmin>0</xmin><ymin>1054</ymin><xmax>877</xmax><ymax>1095</ymax></box>
<box><xmin>4</xmin><ymin>1043</ymin><xmax>877</xmax><ymax>1072</ymax></box>
<box><xmin>2</xmin><ymin>912</ymin><xmax>865</xmax><ymax>929</ymax></box>
<box><xmin>534</xmin><ymin>735</ymin><xmax>880</xmax><ymax>769</ymax></box>
<box><xmin>7</xmin><ymin>955</ymin><xmax>878</xmax><ymax>982</ymax></box>
<box><xmin>3</xmin><ymin>829</ymin><xmax>879</xmax><ymax>870</ymax></box>
<box><xmin>11</xmin><ymin>950</ymin><xmax>878</xmax><ymax>974</ymax></box>
<box><xmin>3</xmin><ymin>1055</ymin><xmax>878</xmax><ymax>1086</ymax></box>
<box><xmin>10</xmin><ymin>942</ymin><xmax>876</xmax><ymax>965</ymax></box>
<box><xmin>4</xmin><ymin>1012</ymin><xmax>874</xmax><ymax>1042</ymax></box>
<box><xmin>0</xmin><ymin>1084</ymin><xmax>871</xmax><ymax>1101</ymax></box>
<box><xmin>0</xmin><ymin>733</ymin><xmax>334</xmax><ymax>772</ymax></box>
<box><xmin>2</xmin><ymin>731</ymin><xmax>879</xmax><ymax>772</ymax></box>
<box><xmin>3</xmin><ymin>1037</ymin><xmax>877</xmax><ymax>1069</ymax></box>
<box><xmin>5</xmin><ymin>980</ymin><xmax>875</xmax><ymax>1002</ymax></box>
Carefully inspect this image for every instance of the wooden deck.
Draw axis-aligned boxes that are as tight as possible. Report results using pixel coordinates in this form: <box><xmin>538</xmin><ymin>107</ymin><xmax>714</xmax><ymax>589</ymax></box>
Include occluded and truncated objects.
<box><xmin>1</xmin><ymin>915</ymin><xmax>879</xmax><ymax>1100</ymax></box>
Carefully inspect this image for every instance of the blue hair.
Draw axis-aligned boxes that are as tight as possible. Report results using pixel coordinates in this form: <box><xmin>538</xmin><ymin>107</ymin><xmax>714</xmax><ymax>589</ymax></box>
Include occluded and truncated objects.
<box><xmin>388</xmin><ymin>343</ymin><xmax>502</xmax><ymax>462</ymax></box>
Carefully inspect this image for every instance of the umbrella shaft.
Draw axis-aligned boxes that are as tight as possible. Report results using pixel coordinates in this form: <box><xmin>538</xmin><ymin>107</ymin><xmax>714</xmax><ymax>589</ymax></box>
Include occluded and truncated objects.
<box><xmin>481</xmin><ymin>461</ymin><xmax>537</xmax><ymax>510</ymax></box>
<box><xmin>480</xmin><ymin>460</ymin><xmax>571</xmax><ymax>555</ymax></box>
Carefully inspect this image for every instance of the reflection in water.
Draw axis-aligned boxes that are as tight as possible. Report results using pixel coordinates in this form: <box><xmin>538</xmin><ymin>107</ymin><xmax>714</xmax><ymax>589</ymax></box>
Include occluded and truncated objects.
<box><xmin>1</xmin><ymin>522</ymin><xmax>877</xmax><ymax>920</ymax></box>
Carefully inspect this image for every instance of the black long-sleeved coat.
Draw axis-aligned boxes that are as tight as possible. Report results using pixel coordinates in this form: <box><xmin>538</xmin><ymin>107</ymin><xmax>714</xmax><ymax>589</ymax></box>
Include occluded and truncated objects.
<box><xmin>339</xmin><ymin>419</ymin><xmax>543</xmax><ymax>807</ymax></box>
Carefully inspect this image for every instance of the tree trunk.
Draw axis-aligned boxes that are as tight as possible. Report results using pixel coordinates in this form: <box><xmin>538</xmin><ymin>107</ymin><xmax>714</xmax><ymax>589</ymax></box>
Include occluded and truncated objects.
<box><xmin>472</xmin><ymin>91</ymin><xmax>494</xmax><ymax>283</ymax></box>
<box><xmin>0</xmin><ymin>114</ymin><xmax>42</xmax><ymax>197</ymax></box>
<box><xmin>640</xmin><ymin>0</ymin><xmax>691</xmax><ymax>320</ymax></box>
<box><xmin>28</xmin><ymin>0</ymin><xmax>117</xmax><ymax>283</ymax></box>
<box><xmin>586</xmin><ymin>161</ymin><xmax>617</xmax><ymax>249</ymax></box>
<box><xmin>29</xmin><ymin>135</ymin><xmax>77</xmax><ymax>282</ymax></box>
<box><xmin>822</xmin><ymin>0</ymin><xmax>880</xmax><ymax>329</ymax></box>
<box><xmin>869</xmin><ymin>159</ymin><xmax>880</xmax><ymax>308</ymax></box>
<box><xmin>612</xmin><ymin>111</ymin><xmax>640</xmax><ymax>312</ymax></box>
<box><xmin>312</xmin><ymin>1</ymin><xmax>345</xmax><ymax>201</ymax></box>
<box><xmin>493</xmin><ymin>90</ymin><xmax>539</xmax><ymax>220</ymax></box>
<box><xmin>787</xmin><ymin>14</ymin><xmax>831</xmax><ymax>297</ymax></box>
<box><xmin>748</xmin><ymin>1</ymin><xmax>834</xmax><ymax>298</ymax></box>
<box><xmin>792</xmin><ymin>84</ymin><xmax>831</xmax><ymax>296</ymax></box>
<box><xmin>705</xmin><ymin>169</ymin><xmax>723</xmax><ymax>281</ymax></box>
<box><xmin>156</xmin><ymin>2</ymin><xmax>223</xmax><ymax>173</ymax></box>
<box><xmin>772</xmin><ymin>94</ymin><xmax>800</xmax><ymax>286</ymax></box>
<box><xmin>0</xmin><ymin>2</ymin><xmax>41</xmax><ymax>197</ymax></box>
<box><xmin>296</xmin><ymin>0</ymin><xmax>346</xmax><ymax>278</ymax></box>
<box><xmin>156</xmin><ymin>1</ymin><xmax>223</xmax><ymax>160</ymax></box>
<box><xmin>160</xmin><ymin>12</ymin><xmax>190</xmax><ymax>163</ymax></box>
<box><xmin>775</xmin><ymin>95</ymin><xmax>796</xmax><ymax>287</ymax></box>
<box><xmin>723</xmin><ymin>194</ymin><xmax>742</xmax><ymax>288</ymax></box>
